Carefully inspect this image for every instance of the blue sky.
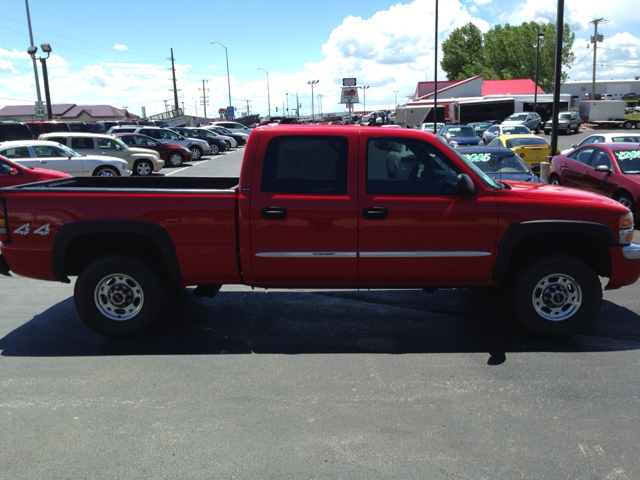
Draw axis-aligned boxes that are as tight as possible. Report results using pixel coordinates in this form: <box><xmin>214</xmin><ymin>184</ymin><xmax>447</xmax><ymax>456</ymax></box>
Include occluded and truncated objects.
<box><xmin>1</xmin><ymin>0</ymin><xmax>639</xmax><ymax>118</ymax></box>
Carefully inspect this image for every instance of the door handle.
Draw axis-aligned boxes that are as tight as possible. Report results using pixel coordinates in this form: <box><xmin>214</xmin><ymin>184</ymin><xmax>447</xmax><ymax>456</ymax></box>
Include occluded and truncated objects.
<box><xmin>362</xmin><ymin>207</ymin><xmax>388</xmax><ymax>220</ymax></box>
<box><xmin>261</xmin><ymin>206</ymin><xmax>287</xmax><ymax>220</ymax></box>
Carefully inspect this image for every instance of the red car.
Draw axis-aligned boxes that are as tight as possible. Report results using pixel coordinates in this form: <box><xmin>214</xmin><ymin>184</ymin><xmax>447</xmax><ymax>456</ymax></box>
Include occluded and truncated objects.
<box><xmin>549</xmin><ymin>142</ymin><xmax>640</xmax><ymax>216</ymax></box>
<box><xmin>0</xmin><ymin>155</ymin><xmax>70</xmax><ymax>188</ymax></box>
<box><xmin>113</xmin><ymin>133</ymin><xmax>192</xmax><ymax>167</ymax></box>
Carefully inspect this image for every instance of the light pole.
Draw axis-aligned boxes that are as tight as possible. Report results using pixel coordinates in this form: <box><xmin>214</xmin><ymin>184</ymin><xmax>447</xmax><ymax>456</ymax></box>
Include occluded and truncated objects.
<box><xmin>25</xmin><ymin>0</ymin><xmax>42</xmax><ymax>104</ymax></box>
<box><xmin>30</xmin><ymin>43</ymin><xmax>53</xmax><ymax>120</ymax></box>
<box><xmin>296</xmin><ymin>91</ymin><xmax>300</xmax><ymax>119</ymax></box>
<box><xmin>534</xmin><ymin>32</ymin><xmax>545</xmax><ymax>114</ymax></box>
<box><xmin>318</xmin><ymin>94</ymin><xmax>323</xmax><ymax>119</ymax></box>
<box><xmin>308</xmin><ymin>80</ymin><xmax>319</xmax><ymax>120</ymax></box>
<box><xmin>358</xmin><ymin>86</ymin><xmax>370</xmax><ymax>116</ymax></box>
<box><xmin>257</xmin><ymin>68</ymin><xmax>271</xmax><ymax>117</ymax></box>
<box><xmin>211</xmin><ymin>41</ymin><xmax>232</xmax><ymax>110</ymax></box>
<box><xmin>393</xmin><ymin>90</ymin><xmax>398</xmax><ymax>107</ymax></box>
<box><xmin>286</xmin><ymin>93</ymin><xmax>289</xmax><ymax>118</ymax></box>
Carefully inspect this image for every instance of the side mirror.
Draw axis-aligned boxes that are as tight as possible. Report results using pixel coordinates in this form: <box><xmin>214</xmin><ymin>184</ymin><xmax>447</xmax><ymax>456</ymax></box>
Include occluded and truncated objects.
<box><xmin>595</xmin><ymin>165</ymin><xmax>612</xmax><ymax>174</ymax></box>
<box><xmin>456</xmin><ymin>173</ymin><xmax>477</xmax><ymax>196</ymax></box>
<box><xmin>571</xmin><ymin>144</ymin><xmax>577</xmax><ymax>148</ymax></box>
<box><xmin>9</xmin><ymin>167</ymin><xmax>19</xmax><ymax>175</ymax></box>
<box><xmin>116</xmin><ymin>144</ymin><xmax>123</xmax><ymax>150</ymax></box>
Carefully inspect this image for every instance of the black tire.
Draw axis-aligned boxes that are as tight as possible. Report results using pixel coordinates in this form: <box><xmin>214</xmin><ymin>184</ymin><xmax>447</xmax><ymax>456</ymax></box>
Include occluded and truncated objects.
<box><xmin>93</xmin><ymin>166</ymin><xmax>120</xmax><ymax>177</ymax></box>
<box><xmin>167</xmin><ymin>151</ymin><xmax>184</xmax><ymax>167</ymax></box>
<box><xmin>224</xmin><ymin>140</ymin><xmax>232</xmax><ymax>149</ymax></box>
<box><xmin>190</xmin><ymin>146</ymin><xmax>203</xmax><ymax>160</ymax></box>
<box><xmin>623</xmin><ymin>120</ymin><xmax>632</xmax><ymax>130</ymax></box>
<box><xmin>615</xmin><ymin>191</ymin><xmax>635</xmax><ymax>215</ymax></box>
<box><xmin>74</xmin><ymin>255</ymin><xmax>164</xmax><ymax>338</ymax></box>
<box><xmin>133</xmin><ymin>160</ymin><xmax>153</xmax><ymax>176</ymax></box>
<box><xmin>549</xmin><ymin>174</ymin><xmax>561</xmax><ymax>185</ymax></box>
<box><xmin>512</xmin><ymin>255</ymin><xmax>601</xmax><ymax>338</ymax></box>
<box><xmin>210</xmin><ymin>143</ymin><xmax>219</xmax><ymax>155</ymax></box>
<box><xmin>535</xmin><ymin>125</ymin><xmax>540</xmax><ymax>134</ymax></box>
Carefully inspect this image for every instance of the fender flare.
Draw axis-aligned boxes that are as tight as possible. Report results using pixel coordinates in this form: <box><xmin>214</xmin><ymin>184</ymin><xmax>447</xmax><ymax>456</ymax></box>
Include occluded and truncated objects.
<box><xmin>51</xmin><ymin>220</ymin><xmax>181</xmax><ymax>285</ymax></box>
<box><xmin>492</xmin><ymin>220</ymin><xmax>615</xmax><ymax>284</ymax></box>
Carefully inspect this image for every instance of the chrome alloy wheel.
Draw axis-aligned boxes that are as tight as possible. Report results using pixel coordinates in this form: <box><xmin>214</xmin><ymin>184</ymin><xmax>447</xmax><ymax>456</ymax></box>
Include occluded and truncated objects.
<box><xmin>618</xmin><ymin>196</ymin><xmax>633</xmax><ymax>209</ymax></box>
<box><xmin>190</xmin><ymin>147</ymin><xmax>202</xmax><ymax>160</ymax></box>
<box><xmin>97</xmin><ymin>168</ymin><xmax>117</xmax><ymax>177</ymax></box>
<box><xmin>169</xmin><ymin>153</ymin><xmax>183</xmax><ymax>166</ymax></box>
<box><xmin>94</xmin><ymin>273</ymin><xmax>144</xmax><ymax>321</ymax></box>
<box><xmin>136</xmin><ymin>162</ymin><xmax>152</xmax><ymax>176</ymax></box>
<box><xmin>532</xmin><ymin>273</ymin><xmax>582</xmax><ymax>321</ymax></box>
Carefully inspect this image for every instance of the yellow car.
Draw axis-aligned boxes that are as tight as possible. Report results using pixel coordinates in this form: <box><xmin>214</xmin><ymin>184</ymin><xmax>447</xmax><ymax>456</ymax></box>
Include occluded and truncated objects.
<box><xmin>488</xmin><ymin>134</ymin><xmax>553</xmax><ymax>167</ymax></box>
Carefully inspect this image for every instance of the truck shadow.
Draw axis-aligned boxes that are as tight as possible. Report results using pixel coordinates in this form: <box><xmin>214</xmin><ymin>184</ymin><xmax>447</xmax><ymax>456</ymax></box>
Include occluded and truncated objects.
<box><xmin>1</xmin><ymin>288</ymin><xmax>639</xmax><ymax>361</ymax></box>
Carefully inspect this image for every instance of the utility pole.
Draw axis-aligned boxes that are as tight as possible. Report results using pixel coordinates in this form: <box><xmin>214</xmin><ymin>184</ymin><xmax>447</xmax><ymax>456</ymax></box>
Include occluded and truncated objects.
<box><xmin>296</xmin><ymin>91</ymin><xmax>300</xmax><ymax>119</ymax></box>
<box><xmin>589</xmin><ymin>18</ymin><xmax>606</xmax><ymax>100</ymax></box>
<box><xmin>433</xmin><ymin>0</ymin><xmax>439</xmax><ymax>133</ymax></box>
<box><xmin>24</xmin><ymin>0</ymin><xmax>42</xmax><ymax>103</ymax></box>
<box><xmin>169</xmin><ymin>48</ymin><xmax>179</xmax><ymax>111</ymax></box>
<box><xmin>246</xmin><ymin>100</ymin><xmax>251</xmax><ymax>116</ymax></box>
<box><xmin>199</xmin><ymin>80</ymin><xmax>209</xmax><ymax>118</ymax></box>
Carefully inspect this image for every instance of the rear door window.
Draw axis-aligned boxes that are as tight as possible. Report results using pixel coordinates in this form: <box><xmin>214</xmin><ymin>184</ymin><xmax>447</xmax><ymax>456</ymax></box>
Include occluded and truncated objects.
<box><xmin>71</xmin><ymin>137</ymin><xmax>96</xmax><ymax>149</ymax></box>
<box><xmin>261</xmin><ymin>135</ymin><xmax>348</xmax><ymax>194</ymax></box>
<box><xmin>0</xmin><ymin>146</ymin><xmax>32</xmax><ymax>159</ymax></box>
<box><xmin>0</xmin><ymin>124</ymin><xmax>33</xmax><ymax>142</ymax></box>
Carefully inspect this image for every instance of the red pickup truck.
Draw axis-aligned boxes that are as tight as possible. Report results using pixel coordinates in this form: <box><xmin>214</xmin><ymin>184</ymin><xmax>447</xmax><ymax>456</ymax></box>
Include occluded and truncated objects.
<box><xmin>1</xmin><ymin>126</ymin><xmax>640</xmax><ymax>339</ymax></box>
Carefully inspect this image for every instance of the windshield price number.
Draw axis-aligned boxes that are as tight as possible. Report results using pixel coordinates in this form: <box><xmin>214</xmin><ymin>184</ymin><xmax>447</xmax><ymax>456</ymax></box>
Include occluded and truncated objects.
<box><xmin>614</xmin><ymin>150</ymin><xmax>640</xmax><ymax>161</ymax></box>
<box><xmin>13</xmin><ymin>223</ymin><xmax>51</xmax><ymax>236</ymax></box>
<box><xmin>464</xmin><ymin>153</ymin><xmax>492</xmax><ymax>163</ymax></box>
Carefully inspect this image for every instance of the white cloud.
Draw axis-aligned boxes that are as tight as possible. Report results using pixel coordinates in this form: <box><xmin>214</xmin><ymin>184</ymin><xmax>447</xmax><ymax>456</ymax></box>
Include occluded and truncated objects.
<box><xmin>114</xmin><ymin>45</ymin><xmax>128</xmax><ymax>51</ymax></box>
<box><xmin>472</xmin><ymin>0</ymin><xmax>492</xmax><ymax>4</ymax></box>
<box><xmin>0</xmin><ymin>48</ymin><xmax>29</xmax><ymax>60</ymax></box>
<box><xmin>0</xmin><ymin>58</ymin><xmax>18</xmax><ymax>74</ymax></box>
<box><xmin>206</xmin><ymin>66</ymin><xmax>218</xmax><ymax>70</ymax></box>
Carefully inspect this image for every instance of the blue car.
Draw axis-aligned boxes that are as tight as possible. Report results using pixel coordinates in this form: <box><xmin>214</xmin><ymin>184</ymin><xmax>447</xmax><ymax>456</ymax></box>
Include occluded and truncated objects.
<box><xmin>437</xmin><ymin>125</ymin><xmax>483</xmax><ymax>148</ymax></box>
<box><xmin>457</xmin><ymin>146</ymin><xmax>545</xmax><ymax>183</ymax></box>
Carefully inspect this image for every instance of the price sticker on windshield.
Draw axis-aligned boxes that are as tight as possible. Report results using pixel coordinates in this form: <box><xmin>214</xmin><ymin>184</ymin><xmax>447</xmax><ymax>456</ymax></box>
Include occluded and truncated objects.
<box><xmin>448</xmin><ymin>127</ymin><xmax>461</xmax><ymax>132</ymax></box>
<box><xmin>463</xmin><ymin>153</ymin><xmax>492</xmax><ymax>162</ymax></box>
<box><xmin>503</xmin><ymin>127</ymin><xmax>516</xmax><ymax>131</ymax></box>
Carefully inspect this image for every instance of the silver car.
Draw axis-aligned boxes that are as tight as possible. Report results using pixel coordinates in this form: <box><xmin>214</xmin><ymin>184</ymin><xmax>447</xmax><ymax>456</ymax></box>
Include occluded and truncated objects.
<box><xmin>0</xmin><ymin>140</ymin><xmax>131</xmax><ymax>177</ymax></box>
<box><xmin>108</xmin><ymin>127</ymin><xmax>211</xmax><ymax>160</ymax></box>
<box><xmin>482</xmin><ymin>125</ymin><xmax>532</xmax><ymax>144</ymax></box>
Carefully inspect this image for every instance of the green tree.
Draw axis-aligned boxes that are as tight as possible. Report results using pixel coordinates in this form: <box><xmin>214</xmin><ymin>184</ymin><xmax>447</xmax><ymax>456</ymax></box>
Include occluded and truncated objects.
<box><xmin>440</xmin><ymin>21</ymin><xmax>576</xmax><ymax>92</ymax></box>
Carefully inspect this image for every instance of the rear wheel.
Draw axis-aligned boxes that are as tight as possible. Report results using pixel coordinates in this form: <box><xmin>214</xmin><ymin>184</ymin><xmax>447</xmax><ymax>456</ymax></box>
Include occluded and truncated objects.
<box><xmin>133</xmin><ymin>160</ymin><xmax>153</xmax><ymax>176</ymax></box>
<box><xmin>168</xmin><ymin>151</ymin><xmax>184</xmax><ymax>167</ymax></box>
<box><xmin>513</xmin><ymin>255</ymin><xmax>601</xmax><ymax>338</ymax></box>
<box><xmin>190</xmin><ymin>146</ymin><xmax>203</xmax><ymax>160</ymax></box>
<box><xmin>224</xmin><ymin>140</ymin><xmax>232</xmax><ymax>149</ymax></box>
<box><xmin>74</xmin><ymin>255</ymin><xmax>164</xmax><ymax>338</ymax></box>
<box><xmin>93</xmin><ymin>166</ymin><xmax>119</xmax><ymax>177</ymax></box>
<box><xmin>615</xmin><ymin>191</ymin><xmax>635</xmax><ymax>216</ymax></box>
<box><xmin>624</xmin><ymin>120</ymin><xmax>633</xmax><ymax>130</ymax></box>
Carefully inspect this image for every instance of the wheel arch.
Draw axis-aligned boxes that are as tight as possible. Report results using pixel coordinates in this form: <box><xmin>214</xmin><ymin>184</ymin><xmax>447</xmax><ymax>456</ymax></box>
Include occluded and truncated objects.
<box><xmin>52</xmin><ymin>221</ymin><xmax>181</xmax><ymax>285</ymax></box>
<box><xmin>493</xmin><ymin>220</ymin><xmax>614</xmax><ymax>284</ymax></box>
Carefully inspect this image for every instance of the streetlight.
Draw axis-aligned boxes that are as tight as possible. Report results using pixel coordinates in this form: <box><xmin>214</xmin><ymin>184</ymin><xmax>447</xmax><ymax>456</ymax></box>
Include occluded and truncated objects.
<box><xmin>29</xmin><ymin>43</ymin><xmax>53</xmax><ymax>120</ymax></box>
<box><xmin>358</xmin><ymin>86</ymin><xmax>370</xmax><ymax>117</ymax></box>
<box><xmin>257</xmin><ymin>68</ymin><xmax>271</xmax><ymax>117</ymax></box>
<box><xmin>393</xmin><ymin>90</ymin><xmax>398</xmax><ymax>107</ymax></box>
<box><xmin>534</xmin><ymin>32</ymin><xmax>545</xmax><ymax>115</ymax></box>
<box><xmin>211</xmin><ymin>41</ymin><xmax>232</xmax><ymax>112</ymax></box>
<box><xmin>308</xmin><ymin>80</ymin><xmax>319</xmax><ymax>120</ymax></box>
<box><xmin>318</xmin><ymin>94</ymin><xmax>323</xmax><ymax>119</ymax></box>
<box><xmin>286</xmin><ymin>93</ymin><xmax>289</xmax><ymax>118</ymax></box>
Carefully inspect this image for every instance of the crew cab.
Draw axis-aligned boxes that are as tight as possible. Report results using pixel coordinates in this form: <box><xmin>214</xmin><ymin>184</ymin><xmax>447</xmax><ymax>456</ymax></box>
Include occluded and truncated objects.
<box><xmin>1</xmin><ymin>126</ymin><xmax>639</xmax><ymax>339</ymax></box>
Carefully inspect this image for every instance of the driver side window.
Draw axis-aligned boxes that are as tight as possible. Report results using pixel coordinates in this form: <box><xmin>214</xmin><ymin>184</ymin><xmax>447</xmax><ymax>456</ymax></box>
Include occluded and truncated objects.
<box><xmin>366</xmin><ymin>138</ymin><xmax>460</xmax><ymax>195</ymax></box>
<box><xmin>569</xmin><ymin>147</ymin><xmax>594</xmax><ymax>164</ymax></box>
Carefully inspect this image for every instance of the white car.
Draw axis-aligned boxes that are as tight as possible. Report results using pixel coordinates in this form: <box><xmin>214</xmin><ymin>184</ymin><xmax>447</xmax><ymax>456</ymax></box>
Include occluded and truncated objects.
<box><xmin>560</xmin><ymin>133</ymin><xmax>640</xmax><ymax>155</ymax></box>
<box><xmin>39</xmin><ymin>132</ymin><xmax>163</xmax><ymax>176</ymax></box>
<box><xmin>195</xmin><ymin>128</ymin><xmax>238</xmax><ymax>149</ymax></box>
<box><xmin>207</xmin><ymin>121</ymin><xmax>252</xmax><ymax>135</ymax></box>
<box><xmin>0</xmin><ymin>140</ymin><xmax>131</xmax><ymax>177</ymax></box>
<box><xmin>108</xmin><ymin>126</ymin><xmax>212</xmax><ymax>160</ymax></box>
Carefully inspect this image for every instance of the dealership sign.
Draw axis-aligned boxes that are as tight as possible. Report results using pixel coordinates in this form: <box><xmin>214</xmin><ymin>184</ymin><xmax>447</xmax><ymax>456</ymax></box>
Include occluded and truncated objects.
<box><xmin>340</xmin><ymin>87</ymin><xmax>359</xmax><ymax>104</ymax></box>
<box><xmin>342</xmin><ymin>78</ymin><xmax>357</xmax><ymax>87</ymax></box>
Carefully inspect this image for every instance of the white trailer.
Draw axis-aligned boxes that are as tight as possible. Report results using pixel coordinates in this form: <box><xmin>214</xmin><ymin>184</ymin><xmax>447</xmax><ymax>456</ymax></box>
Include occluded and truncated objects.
<box><xmin>579</xmin><ymin>100</ymin><xmax>639</xmax><ymax>129</ymax></box>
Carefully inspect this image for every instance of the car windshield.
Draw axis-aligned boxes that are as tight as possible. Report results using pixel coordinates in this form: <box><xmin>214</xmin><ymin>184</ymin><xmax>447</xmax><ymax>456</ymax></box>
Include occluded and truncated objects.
<box><xmin>9</xmin><ymin>160</ymin><xmax>33</xmax><ymax>170</ymax></box>
<box><xmin>506</xmin><ymin>113</ymin><xmax>528</xmax><ymax>121</ymax></box>
<box><xmin>216</xmin><ymin>127</ymin><xmax>232</xmax><ymax>135</ymax></box>
<box><xmin>502</xmin><ymin>126</ymin><xmax>530</xmax><ymax>135</ymax></box>
<box><xmin>461</xmin><ymin>151</ymin><xmax>529</xmax><ymax>174</ymax></box>
<box><xmin>178</xmin><ymin>130</ymin><xmax>199</xmax><ymax>138</ymax></box>
<box><xmin>559</xmin><ymin>114</ymin><xmax>572</xmax><ymax>120</ymax></box>
<box><xmin>473</xmin><ymin>123</ymin><xmax>491</xmax><ymax>129</ymax></box>
<box><xmin>58</xmin><ymin>144</ymin><xmax>83</xmax><ymax>157</ymax></box>
<box><xmin>613</xmin><ymin>149</ymin><xmax>640</xmax><ymax>174</ymax></box>
<box><xmin>434</xmin><ymin>137</ymin><xmax>500</xmax><ymax>190</ymax></box>
<box><xmin>198</xmin><ymin>130</ymin><xmax>215</xmax><ymax>137</ymax></box>
<box><xmin>505</xmin><ymin>137</ymin><xmax>549</xmax><ymax>148</ymax></box>
<box><xmin>112</xmin><ymin>137</ymin><xmax>128</xmax><ymax>149</ymax></box>
<box><xmin>446</xmin><ymin>126</ymin><xmax>476</xmax><ymax>137</ymax></box>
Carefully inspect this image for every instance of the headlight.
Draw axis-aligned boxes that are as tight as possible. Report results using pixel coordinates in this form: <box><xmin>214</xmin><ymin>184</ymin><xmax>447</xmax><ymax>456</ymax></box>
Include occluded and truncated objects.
<box><xmin>450</xmin><ymin>140</ymin><xmax>458</xmax><ymax>147</ymax></box>
<box><xmin>619</xmin><ymin>212</ymin><xmax>634</xmax><ymax>244</ymax></box>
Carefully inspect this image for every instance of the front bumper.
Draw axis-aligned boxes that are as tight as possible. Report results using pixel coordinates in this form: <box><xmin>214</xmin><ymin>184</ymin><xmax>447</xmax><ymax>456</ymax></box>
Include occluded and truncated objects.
<box><xmin>622</xmin><ymin>242</ymin><xmax>640</xmax><ymax>260</ymax></box>
<box><xmin>606</xmin><ymin>243</ymin><xmax>640</xmax><ymax>290</ymax></box>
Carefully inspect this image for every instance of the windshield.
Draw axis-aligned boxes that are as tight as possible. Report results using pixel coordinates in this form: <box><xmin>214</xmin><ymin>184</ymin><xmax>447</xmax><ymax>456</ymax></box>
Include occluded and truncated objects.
<box><xmin>112</xmin><ymin>137</ymin><xmax>128</xmax><ymax>149</ymax></box>
<box><xmin>216</xmin><ymin>127</ymin><xmax>232</xmax><ymax>135</ymax></box>
<box><xmin>559</xmin><ymin>114</ymin><xmax>571</xmax><ymax>120</ymax></box>
<box><xmin>198</xmin><ymin>129</ymin><xmax>215</xmax><ymax>137</ymax></box>
<box><xmin>10</xmin><ymin>160</ymin><xmax>33</xmax><ymax>170</ymax></box>
<box><xmin>179</xmin><ymin>129</ymin><xmax>199</xmax><ymax>138</ymax></box>
<box><xmin>58</xmin><ymin>144</ymin><xmax>83</xmax><ymax>157</ymax></box>
<box><xmin>505</xmin><ymin>137</ymin><xmax>549</xmax><ymax>148</ymax></box>
<box><xmin>613</xmin><ymin>149</ymin><xmax>640</xmax><ymax>173</ymax></box>
<box><xmin>434</xmin><ymin>137</ymin><xmax>500</xmax><ymax>189</ymax></box>
<box><xmin>445</xmin><ymin>126</ymin><xmax>476</xmax><ymax>137</ymax></box>
<box><xmin>506</xmin><ymin>113</ymin><xmax>528</xmax><ymax>121</ymax></box>
<box><xmin>501</xmin><ymin>126</ymin><xmax>531</xmax><ymax>135</ymax></box>
<box><xmin>473</xmin><ymin>123</ymin><xmax>491</xmax><ymax>129</ymax></box>
<box><xmin>461</xmin><ymin>151</ymin><xmax>529</xmax><ymax>174</ymax></box>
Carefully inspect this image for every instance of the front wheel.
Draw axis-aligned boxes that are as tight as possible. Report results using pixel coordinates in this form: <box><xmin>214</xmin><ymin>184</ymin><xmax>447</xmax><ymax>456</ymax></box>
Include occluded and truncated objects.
<box><xmin>74</xmin><ymin>255</ymin><xmax>164</xmax><ymax>338</ymax></box>
<box><xmin>93</xmin><ymin>166</ymin><xmax>119</xmax><ymax>177</ymax></box>
<box><xmin>190</xmin><ymin>146</ymin><xmax>203</xmax><ymax>160</ymax></box>
<box><xmin>133</xmin><ymin>160</ymin><xmax>153</xmax><ymax>176</ymax></box>
<box><xmin>512</xmin><ymin>255</ymin><xmax>601</xmax><ymax>338</ymax></box>
<box><xmin>224</xmin><ymin>140</ymin><xmax>232</xmax><ymax>149</ymax></box>
<box><xmin>168</xmin><ymin>151</ymin><xmax>184</xmax><ymax>167</ymax></box>
<box><xmin>549</xmin><ymin>175</ymin><xmax>561</xmax><ymax>185</ymax></box>
<box><xmin>615</xmin><ymin>191</ymin><xmax>635</xmax><ymax>215</ymax></box>
<box><xmin>210</xmin><ymin>143</ymin><xmax>219</xmax><ymax>155</ymax></box>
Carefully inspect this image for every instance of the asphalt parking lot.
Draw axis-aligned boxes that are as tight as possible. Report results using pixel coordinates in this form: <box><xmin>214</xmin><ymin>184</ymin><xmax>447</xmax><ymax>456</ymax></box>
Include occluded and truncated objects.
<box><xmin>1</xmin><ymin>129</ymin><xmax>640</xmax><ymax>479</ymax></box>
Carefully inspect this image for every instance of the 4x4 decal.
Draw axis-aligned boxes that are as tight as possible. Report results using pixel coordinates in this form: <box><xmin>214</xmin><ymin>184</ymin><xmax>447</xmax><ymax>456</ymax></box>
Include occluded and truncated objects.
<box><xmin>13</xmin><ymin>223</ymin><xmax>51</xmax><ymax>236</ymax></box>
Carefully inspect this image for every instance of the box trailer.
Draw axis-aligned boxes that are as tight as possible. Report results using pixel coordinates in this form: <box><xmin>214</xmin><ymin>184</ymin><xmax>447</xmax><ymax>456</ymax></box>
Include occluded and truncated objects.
<box><xmin>579</xmin><ymin>100</ymin><xmax>638</xmax><ymax>128</ymax></box>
